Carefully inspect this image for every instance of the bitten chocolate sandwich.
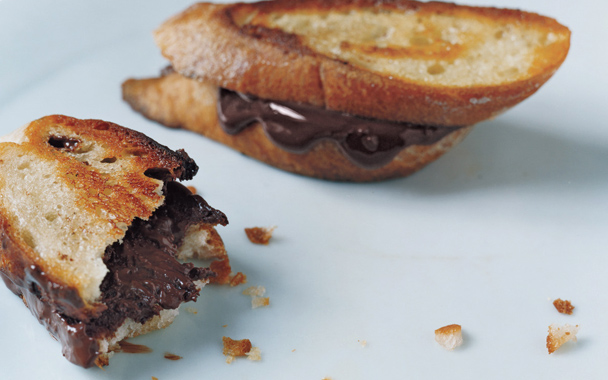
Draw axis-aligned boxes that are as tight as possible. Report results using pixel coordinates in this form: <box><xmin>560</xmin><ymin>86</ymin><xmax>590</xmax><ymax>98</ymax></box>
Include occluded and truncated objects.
<box><xmin>123</xmin><ymin>0</ymin><xmax>570</xmax><ymax>181</ymax></box>
<box><xmin>0</xmin><ymin>115</ymin><xmax>228</xmax><ymax>367</ymax></box>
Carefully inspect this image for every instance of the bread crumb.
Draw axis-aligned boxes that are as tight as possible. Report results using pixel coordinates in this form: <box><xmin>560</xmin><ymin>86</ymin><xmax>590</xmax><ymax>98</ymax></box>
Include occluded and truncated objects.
<box><xmin>435</xmin><ymin>324</ymin><xmax>463</xmax><ymax>350</ymax></box>
<box><xmin>359</xmin><ymin>339</ymin><xmax>367</xmax><ymax>347</ymax></box>
<box><xmin>243</xmin><ymin>286</ymin><xmax>269</xmax><ymax>308</ymax></box>
<box><xmin>553</xmin><ymin>299</ymin><xmax>574</xmax><ymax>315</ymax></box>
<box><xmin>222</xmin><ymin>336</ymin><xmax>252</xmax><ymax>357</ymax></box>
<box><xmin>292</xmin><ymin>349</ymin><xmax>296</xmax><ymax>352</ymax></box>
<box><xmin>222</xmin><ymin>324</ymin><xmax>228</xmax><ymax>328</ymax></box>
<box><xmin>184</xmin><ymin>307</ymin><xmax>198</xmax><ymax>315</ymax></box>
<box><xmin>225</xmin><ymin>355</ymin><xmax>235</xmax><ymax>364</ymax></box>
<box><xmin>163</xmin><ymin>352</ymin><xmax>182</xmax><ymax>361</ymax></box>
<box><xmin>117</xmin><ymin>340</ymin><xmax>153</xmax><ymax>353</ymax></box>
<box><xmin>547</xmin><ymin>323</ymin><xmax>579</xmax><ymax>354</ymax></box>
<box><xmin>243</xmin><ymin>286</ymin><xmax>266</xmax><ymax>297</ymax></box>
<box><xmin>229</xmin><ymin>272</ymin><xmax>248</xmax><ymax>287</ymax></box>
<box><xmin>209</xmin><ymin>258</ymin><xmax>232</xmax><ymax>285</ymax></box>
<box><xmin>252</xmin><ymin>296</ymin><xmax>270</xmax><ymax>309</ymax></box>
<box><xmin>152</xmin><ymin>377</ymin><xmax>158</xmax><ymax>380</ymax></box>
<box><xmin>245</xmin><ymin>226</ymin><xmax>276</xmax><ymax>245</ymax></box>
<box><xmin>186</xmin><ymin>186</ymin><xmax>197</xmax><ymax>194</ymax></box>
<box><xmin>246</xmin><ymin>347</ymin><xmax>262</xmax><ymax>361</ymax></box>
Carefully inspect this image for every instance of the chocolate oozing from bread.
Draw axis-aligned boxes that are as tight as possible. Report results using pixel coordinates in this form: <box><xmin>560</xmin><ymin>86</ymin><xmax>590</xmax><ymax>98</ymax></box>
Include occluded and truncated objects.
<box><xmin>0</xmin><ymin>180</ymin><xmax>227</xmax><ymax>368</ymax></box>
<box><xmin>218</xmin><ymin>88</ymin><xmax>464</xmax><ymax>169</ymax></box>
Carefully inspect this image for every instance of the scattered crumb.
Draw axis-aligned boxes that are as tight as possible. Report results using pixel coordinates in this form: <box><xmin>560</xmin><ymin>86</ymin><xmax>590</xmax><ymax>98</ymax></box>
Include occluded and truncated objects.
<box><xmin>245</xmin><ymin>226</ymin><xmax>276</xmax><ymax>245</ymax></box>
<box><xmin>358</xmin><ymin>339</ymin><xmax>367</xmax><ymax>348</ymax></box>
<box><xmin>184</xmin><ymin>307</ymin><xmax>198</xmax><ymax>315</ymax></box>
<box><xmin>243</xmin><ymin>286</ymin><xmax>266</xmax><ymax>297</ymax></box>
<box><xmin>292</xmin><ymin>349</ymin><xmax>296</xmax><ymax>352</ymax></box>
<box><xmin>222</xmin><ymin>324</ymin><xmax>228</xmax><ymax>328</ymax></box>
<box><xmin>225</xmin><ymin>355</ymin><xmax>235</xmax><ymax>364</ymax></box>
<box><xmin>95</xmin><ymin>360</ymin><xmax>107</xmax><ymax>370</ymax></box>
<box><xmin>187</xmin><ymin>186</ymin><xmax>197</xmax><ymax>194</ymax></box>
<box><xmin>322</xmin><ymin>377</ymin><xmax>332</xmax><ymax>380</ymax></box>
<box><xmin>209</xmin><ymin>258</ymin><xmax>232</xmax><ymax>285</ymax></box>
<box><xmin>246</xmin><ymin>347</ymin><xmax>262</xmax><ymax>361</ymax></box>
<box><xmin>223</xmin><ymin>336</ymin><xmax>252</xmax><ymax>357</ymax></box>
<box><xmin>547</xmin><ymin>323</ymin><xmax>579</xmax><ymax>354</ymax></box>
<box><xmin>117</xmin><ymin>340</ymin><xmax>153</xmax><ymax>354</ymax></box>
<box><xmin>152</xmin><ymin>377</ymin><xmax>158</xmax><ymax>380</ymax></box>
<box><xmin>243</xmin><ymin>286</ymin><xmax>269</xmax><ymax>309</ymax></box>
<box><xmin>553</xmin><ymin>299</ymin><xmax>575</xmax><ymax>315</ymax></box>
<box><xmin>252</xmin><ymin>296</ymin><xmax>270</xmax><ymax>309</ymax></box>
<box><xmin>164</xmin><ymin>352</ymin><xmax>183</xmax><ymax>361</ymax></box>
<box><xmin>229</xmin><ymin>272</ymin><xmax>248</xmax><ymax>287</ymax></box>
<box><xmin>435</xmin><ymin>324</ymin><xmax>463</xmax><ymax>350</ymax></box>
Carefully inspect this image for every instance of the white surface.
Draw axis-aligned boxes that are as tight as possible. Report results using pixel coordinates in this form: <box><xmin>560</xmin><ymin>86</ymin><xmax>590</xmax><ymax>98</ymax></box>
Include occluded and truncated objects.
<box><xmin>0</xmin><ymin>1</ymin><xmax>607</xmax><ymax>379</ymax></box>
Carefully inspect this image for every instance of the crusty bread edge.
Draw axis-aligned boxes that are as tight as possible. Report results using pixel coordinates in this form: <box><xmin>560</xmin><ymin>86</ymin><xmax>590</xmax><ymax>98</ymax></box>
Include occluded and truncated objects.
<box><xmin>154</xmin><ymin>0</ymin><xmax>570</xmax><ymax>127</ymax></box>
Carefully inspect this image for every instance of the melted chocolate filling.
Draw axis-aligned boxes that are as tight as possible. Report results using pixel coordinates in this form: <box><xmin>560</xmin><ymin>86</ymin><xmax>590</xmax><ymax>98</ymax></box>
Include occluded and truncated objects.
<box><xmin>1</xmin><ymin>181</ymin><xmax>227</xmax><ymax>368</ymax></box>
<box><xmin>218</xmin><ymin>88</ymin><xmax>463</xmax><ymax>169</ymax></box>
<box><xmin>87</xmin><ymin>181</ymin><xmax>226</xmax><ymax>337</ymax></box>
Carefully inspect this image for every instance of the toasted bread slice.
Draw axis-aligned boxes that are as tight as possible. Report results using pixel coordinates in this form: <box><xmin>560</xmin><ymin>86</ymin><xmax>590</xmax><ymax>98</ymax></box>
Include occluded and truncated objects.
<box><xmin>0</xmin><ymin>115</ymin><xmax>228</xmax><ymax>367</ymax></box>
<box><xmin>154</xmin><ymin>0</ymin><xmax>570</xmax><ymax>126</ymax></box>
<box><xmin>123</xmin><ymin>71</ymin><xmax>473</xmax><ymax>181</ymax></box>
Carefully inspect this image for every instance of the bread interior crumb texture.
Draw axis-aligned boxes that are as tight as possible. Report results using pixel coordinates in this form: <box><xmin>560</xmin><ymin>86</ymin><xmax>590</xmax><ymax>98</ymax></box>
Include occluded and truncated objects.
<box><xmin>248</xmin><ymin>8</ymin><xmax>567</xmax><ymax>86</ymax></box>
<box><xmin>0</xmin><ymin>124</ymin><xmax>163</xmax><ymax>303</ymax></box>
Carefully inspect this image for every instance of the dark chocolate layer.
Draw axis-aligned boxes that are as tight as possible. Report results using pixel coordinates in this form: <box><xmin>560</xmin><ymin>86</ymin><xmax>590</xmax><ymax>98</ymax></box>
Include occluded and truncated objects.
<box><xmin>218</xmin><ymin>88</ymin><xmax>463</xmax><ymax>169</ymax></box>
<box><xmin>0</xmin><ymin>181</ymin><xmax>227</xmax><ymax>368</ymax></box>
<box><xmin>1</xmin><ymin>273</ymin><xmax>100</xmax><ymax>368</ymax></box>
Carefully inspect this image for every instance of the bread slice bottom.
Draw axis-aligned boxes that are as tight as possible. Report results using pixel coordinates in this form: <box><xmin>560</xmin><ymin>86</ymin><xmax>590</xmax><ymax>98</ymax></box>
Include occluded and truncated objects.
<box><xmin>122</xmin><ymin>72</ymin><xmax>473</xmax><ymax>182</ymax></box>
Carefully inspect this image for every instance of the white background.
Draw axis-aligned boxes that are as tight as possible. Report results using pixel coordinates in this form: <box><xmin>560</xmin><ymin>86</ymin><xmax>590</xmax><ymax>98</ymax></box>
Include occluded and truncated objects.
<box><xmin>1</xmin><ymin>0</ymin><xmax>607</xmax><ymax>379</ymax></box>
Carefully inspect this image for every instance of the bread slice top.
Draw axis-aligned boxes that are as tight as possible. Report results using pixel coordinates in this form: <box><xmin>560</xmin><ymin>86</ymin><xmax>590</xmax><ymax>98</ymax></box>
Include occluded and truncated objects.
<box><xmin>0</xmin><ymin>115</ymin><xmax>197</xmax><ymax>317</ymax></box>
<box><xmin>155</xmin><ymin>0</ymin><xmax>570</xmax><ymax>126</ymax></box>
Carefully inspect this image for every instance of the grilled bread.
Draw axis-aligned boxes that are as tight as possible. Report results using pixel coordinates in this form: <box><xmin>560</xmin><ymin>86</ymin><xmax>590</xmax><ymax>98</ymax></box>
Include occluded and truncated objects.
<box><xmin>0</xmin><ymin>115</ymin><xmax>228</xmax><ymax>367</ymax></box>
<box><xmin>124</xmin><ymin>0</ymin><xmax>570</xmax><ymax>181</ymax></box>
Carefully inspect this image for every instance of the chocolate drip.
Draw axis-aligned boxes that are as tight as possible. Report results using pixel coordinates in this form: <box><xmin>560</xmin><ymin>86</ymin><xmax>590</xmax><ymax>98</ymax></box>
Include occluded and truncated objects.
<box><xmin>218</xmin><ymin>88</ymin><xmax>463</xmax><ymax>169</ymax></box>
<box><xmin>1</xmin><ymin>273</ymin><xmax>100</xmax><ymax>368</ymax></box>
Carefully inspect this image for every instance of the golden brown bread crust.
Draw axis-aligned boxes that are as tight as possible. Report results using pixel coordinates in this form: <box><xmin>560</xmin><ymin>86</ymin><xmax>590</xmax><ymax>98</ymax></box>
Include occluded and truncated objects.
<box><xmin>122</xmin><ymin>72</ymin><xmax>473</xmax><ymax>182</ymax></box>
<box><xmin>154</xmin><ymin>0</ymin><xmax>571</xmax><ymax>127</ymax></box>
<box><xmin>0</xmin><ymin>115</ymin><xmax>199</xmax><ymax>319</ymax></box>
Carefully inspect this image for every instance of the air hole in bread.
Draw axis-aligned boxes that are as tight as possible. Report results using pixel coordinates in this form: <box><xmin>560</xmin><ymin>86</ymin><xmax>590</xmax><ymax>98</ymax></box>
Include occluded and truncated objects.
<box><xmin>48</xmin><ymin>135</ymin><xmax>81</xmax><ymax>151</ymax></box>
<box><xmin>93</xmin><ymin>124</ymin><xmax>109</xmax><ymax>130</ymax></box>
<box><xmin>427</xmin><ymin>63</ymin><xmax>445</xmax><ymax>75</ymax></box>
<box><xmin>20</xmin><ymin>229</ymin><xmax>36</xmax><ymax>249</ymax></box>
<box><xmin>17</xmin><ymin>161</ymin><xmax>30</xmax><ymax>170</ymax></box>
<box><xmin>44</xmin><ymin>213</ymin><xmax>58</xmax><ymax>222</ymax></box>
<box><xmin>410</xmin><ymin>35</ymin><xmax>432</xmax><ymax>46</ymax></box>
<box><xmin>499</xmin><ymin>67</ymin><xmax>519</xmax><ymax>77</ymax></box>
<box><xmin>101</xmin><ymin>157</ymin><xmax>117</xmax><ymax>163</ymax></box>
<box><xmin>127</xmin><ymin>149</ymin><xmax>147</xmax><ymax>157</ymax></box>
